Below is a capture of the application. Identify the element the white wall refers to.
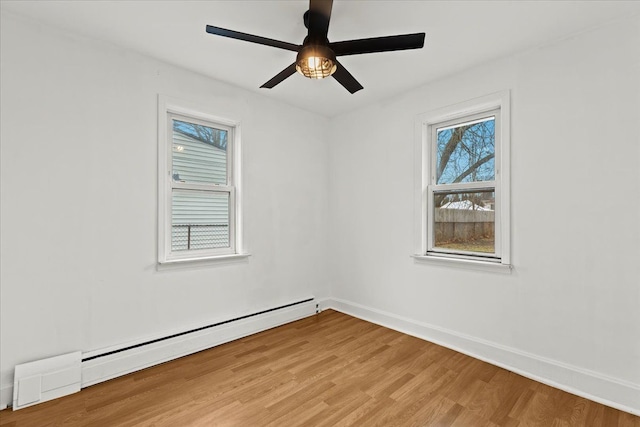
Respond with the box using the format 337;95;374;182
328;17;640;411
0;11;329;402
2;7;639;415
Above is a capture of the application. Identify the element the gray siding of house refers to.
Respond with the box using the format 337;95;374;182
171;132;229;250
172;132;227;185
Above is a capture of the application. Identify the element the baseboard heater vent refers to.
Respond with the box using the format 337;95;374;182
81;297;316;388
12;352;82;410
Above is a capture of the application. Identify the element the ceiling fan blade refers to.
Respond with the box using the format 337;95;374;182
330;33;425;56
308;0;333;38
332;60;363;94
206;25;299;52
260;63;298;89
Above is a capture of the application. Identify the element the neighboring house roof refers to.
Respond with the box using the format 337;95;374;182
440;200;492;211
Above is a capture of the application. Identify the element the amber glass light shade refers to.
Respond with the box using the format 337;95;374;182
295;45;337;79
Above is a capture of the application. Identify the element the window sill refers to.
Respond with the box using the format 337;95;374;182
158;253;251;269
411;254;512;274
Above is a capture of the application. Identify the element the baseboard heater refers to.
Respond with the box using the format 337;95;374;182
81;297;317;388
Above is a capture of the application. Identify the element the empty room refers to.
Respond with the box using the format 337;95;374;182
0;0;639;425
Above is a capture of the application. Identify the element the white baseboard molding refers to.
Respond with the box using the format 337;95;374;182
83;298;317;387
3;297;636;415
324;297;640;416
0;385;12;410
1;298;317;411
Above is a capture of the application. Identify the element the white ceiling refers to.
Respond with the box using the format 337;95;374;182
2;1;640;117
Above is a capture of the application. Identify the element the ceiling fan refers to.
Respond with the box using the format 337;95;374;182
205;0;425;94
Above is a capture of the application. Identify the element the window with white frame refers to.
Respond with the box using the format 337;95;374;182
415;92;510;268
158;98;243;263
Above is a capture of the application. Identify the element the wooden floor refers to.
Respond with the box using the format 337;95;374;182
1;310;637;426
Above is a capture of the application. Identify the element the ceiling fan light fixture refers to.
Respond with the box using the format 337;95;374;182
295;45;337;79
205;0;425;93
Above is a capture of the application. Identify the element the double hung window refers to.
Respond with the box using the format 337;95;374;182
158;98;243;263
415;92;510;268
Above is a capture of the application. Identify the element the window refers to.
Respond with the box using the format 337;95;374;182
158;97;244;263
414;92;510;269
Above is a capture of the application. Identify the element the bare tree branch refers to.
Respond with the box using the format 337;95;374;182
452;153;494;183
174;122;228;150
437;125;471;182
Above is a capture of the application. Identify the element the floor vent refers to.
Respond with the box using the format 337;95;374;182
13;351;81;410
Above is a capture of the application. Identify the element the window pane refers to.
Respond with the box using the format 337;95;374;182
436;117;495;184
171;191;229;251
433;190;495;254
172;119;228;185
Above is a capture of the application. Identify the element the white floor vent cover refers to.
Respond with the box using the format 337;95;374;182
12;351;81;410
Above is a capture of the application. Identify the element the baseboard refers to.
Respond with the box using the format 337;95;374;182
324;297;640;416
316;297;333;312
3;297;636;415
83;298;317;387
0;385;12;410
0;298;317;411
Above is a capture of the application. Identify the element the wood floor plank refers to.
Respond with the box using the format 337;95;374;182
0;310;637;426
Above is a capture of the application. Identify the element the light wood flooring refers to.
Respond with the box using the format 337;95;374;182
0;310;638;426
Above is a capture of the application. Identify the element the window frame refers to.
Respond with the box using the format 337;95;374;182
414;91;511;270
158;96;245;264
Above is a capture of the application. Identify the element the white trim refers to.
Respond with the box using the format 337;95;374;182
322;297;640;416
315;297;333;312
0;385;12;410
499;93;511;264
157;252;250;266
161;96;241;129
232;122;244;254
414;91;511;267
170;182;233;192
418;91;510;125
411;254;512;273
82;299;316;388
435;115;495;133
431;181;496;192
3;298;636;414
